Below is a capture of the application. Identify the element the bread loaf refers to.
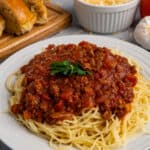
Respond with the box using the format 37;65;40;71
24;0;48;24
0;0;36;35
0;15;5;37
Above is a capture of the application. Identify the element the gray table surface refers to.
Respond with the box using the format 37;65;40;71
0;0;149;150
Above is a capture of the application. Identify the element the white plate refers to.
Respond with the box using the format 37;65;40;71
0;35;150;150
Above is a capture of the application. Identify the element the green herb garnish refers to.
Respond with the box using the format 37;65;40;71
50;60;90;76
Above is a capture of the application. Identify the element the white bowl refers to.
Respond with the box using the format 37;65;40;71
74;0;140;34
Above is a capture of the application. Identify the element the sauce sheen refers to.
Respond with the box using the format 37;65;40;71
11;41;137;124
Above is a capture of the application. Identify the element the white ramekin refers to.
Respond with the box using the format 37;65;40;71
74;0;140;33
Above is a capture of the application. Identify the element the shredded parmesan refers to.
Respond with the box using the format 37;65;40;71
82;0;131;6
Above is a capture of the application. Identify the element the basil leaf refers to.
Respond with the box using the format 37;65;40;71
50;60;90;76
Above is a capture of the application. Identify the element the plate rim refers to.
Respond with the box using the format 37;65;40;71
0;34;150;150
0;34;150;69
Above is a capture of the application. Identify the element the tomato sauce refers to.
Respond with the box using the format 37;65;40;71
11;41;137;124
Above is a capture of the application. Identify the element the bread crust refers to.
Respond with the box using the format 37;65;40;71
24;0;48;24
0;0;36;35
0;15;5;37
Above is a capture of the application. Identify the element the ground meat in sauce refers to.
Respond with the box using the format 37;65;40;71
11;41;137;124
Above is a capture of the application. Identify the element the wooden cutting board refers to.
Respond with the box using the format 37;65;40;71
0;2;72;59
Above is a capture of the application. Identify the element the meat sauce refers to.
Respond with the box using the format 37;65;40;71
11;41;137;124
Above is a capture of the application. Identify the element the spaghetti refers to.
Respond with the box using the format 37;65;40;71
6;42;150;150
